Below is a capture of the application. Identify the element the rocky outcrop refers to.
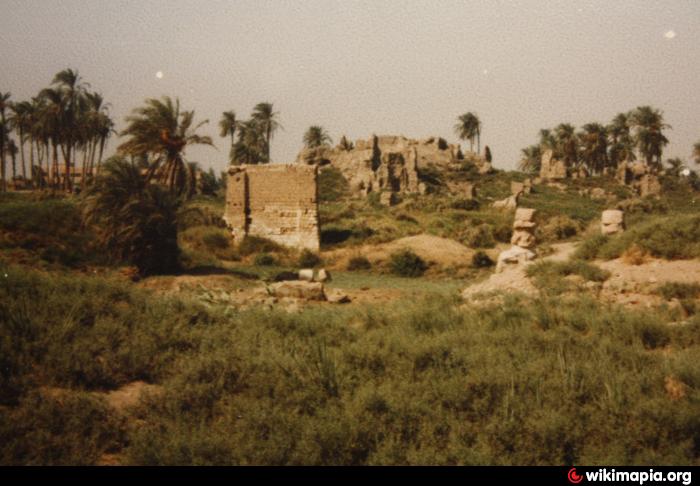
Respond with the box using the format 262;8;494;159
601;209;624;235
296;134;491;197
539;150;567;180
616;160;661;197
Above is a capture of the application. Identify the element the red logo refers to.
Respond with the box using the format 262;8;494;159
568;468;583;484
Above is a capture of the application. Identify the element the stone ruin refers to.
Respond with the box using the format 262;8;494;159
539;149;567;180
223;164;320;251
496;208;537;272
601;209;624;235
296;134;492;198
616;160;661;198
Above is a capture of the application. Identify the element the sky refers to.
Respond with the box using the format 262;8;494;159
1;0;699;172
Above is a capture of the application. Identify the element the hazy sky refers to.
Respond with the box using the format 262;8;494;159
1;0;699;172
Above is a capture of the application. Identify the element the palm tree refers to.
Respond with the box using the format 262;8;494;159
554;123;578;169
232;119;266;165
83;157;181;275
693;141;700;165
7;139;18;183
607;112;634;169
338;135;354;151
119;96;213;196
37;87;63;188
219;110;237;164
519;144;542;173
50;68;88;191
577;123;608;175
303;126;332;149
454;112;481;153
8;101;33;181
251;102;281;163
629;105;669;169
665;157;684;177
0;92;10;191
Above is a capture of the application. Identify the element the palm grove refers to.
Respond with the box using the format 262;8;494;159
518;106;696;176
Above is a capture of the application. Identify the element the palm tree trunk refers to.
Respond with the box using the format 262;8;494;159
0;149;5;192
52;141;60;189
11;150;17;183
28;135;34;184
97;137;106;170
80;145;88;190
19;128;27;181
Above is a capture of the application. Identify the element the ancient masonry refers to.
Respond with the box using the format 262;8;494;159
496;208;537;272
223;164;320;251
601;209;624;235
296;134;492;197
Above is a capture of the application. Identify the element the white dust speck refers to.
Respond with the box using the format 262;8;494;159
155;71;164;79
664;30;676;39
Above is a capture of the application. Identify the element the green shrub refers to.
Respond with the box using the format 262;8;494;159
0;390;125;465
573;234;609;260
526;260;610;294
238;236;281;256
471;251;494;268
318;167;350;202
464;224;496;249
539;215;581;241
298;249;322;268
576;214;700;261
492;221;513;243
389;249;427;277
254;253;277;266
347;255;371;271
202;230;230;250
656;282;700;300
83;158;180;276
450;198;479;211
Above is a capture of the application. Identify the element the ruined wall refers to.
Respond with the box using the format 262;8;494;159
295;134;491;197
224;164;320;251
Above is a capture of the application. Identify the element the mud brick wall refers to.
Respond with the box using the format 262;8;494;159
223;164;320;251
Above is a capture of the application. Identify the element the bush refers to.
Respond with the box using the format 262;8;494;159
656;282;700;300
389;249;427;277
83;158;180;276
450;198;479;211
298;249;322;268
471;251;494;268
463;224;496;249
318;167;350;202
575;214;700;261
573;234;609;260
202;230;230;250
238;236;281;256
347;255;371;271
254;253;277;266
539;215;580;241
0;391;125;465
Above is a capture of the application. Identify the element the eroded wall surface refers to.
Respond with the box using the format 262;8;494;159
224;164;320;251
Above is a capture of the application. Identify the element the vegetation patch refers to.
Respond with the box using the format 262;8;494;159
389;249;427;277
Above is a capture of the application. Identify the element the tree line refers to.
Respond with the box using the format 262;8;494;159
0;69;114;192
517;106;699;176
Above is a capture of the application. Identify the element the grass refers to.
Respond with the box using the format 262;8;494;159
575;214;700;261
526;260;611;295
656;282;700;300
1;264;698;465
